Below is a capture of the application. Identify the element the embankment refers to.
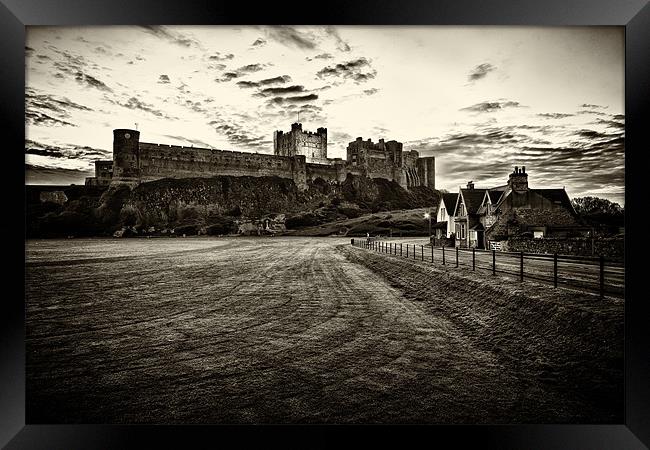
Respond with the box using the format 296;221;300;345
340;244;623;422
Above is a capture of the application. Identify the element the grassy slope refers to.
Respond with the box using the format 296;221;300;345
340;244;623;422
284;208;433;237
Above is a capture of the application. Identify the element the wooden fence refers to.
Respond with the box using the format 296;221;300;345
351;239;624;298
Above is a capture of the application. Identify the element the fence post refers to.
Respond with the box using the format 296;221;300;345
421;245;424;261
600;255;605;298
554;253;558;288
406;244;409;258
431;245;434;263
400;243;403;257
492;250;496;275
456;247;459;267
472;248;475;271
351;238;354;246
520;251;524;282
413;244;416;259
442;246;445;265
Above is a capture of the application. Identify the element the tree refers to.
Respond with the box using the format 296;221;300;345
571;196;624;229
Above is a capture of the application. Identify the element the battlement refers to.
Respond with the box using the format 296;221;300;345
109;125;434;190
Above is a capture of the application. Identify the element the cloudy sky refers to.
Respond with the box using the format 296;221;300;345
25;26;624;204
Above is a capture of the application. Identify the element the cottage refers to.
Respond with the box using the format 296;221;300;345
450;167;586;250
432;192;458;239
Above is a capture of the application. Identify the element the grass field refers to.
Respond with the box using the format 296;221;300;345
25;237;622;423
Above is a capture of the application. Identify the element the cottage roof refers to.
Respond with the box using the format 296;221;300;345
533;188;575;213
488;190;504;203
441;193;459;211
459;188;488;214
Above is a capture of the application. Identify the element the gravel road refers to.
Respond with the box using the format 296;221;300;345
25;237;621;423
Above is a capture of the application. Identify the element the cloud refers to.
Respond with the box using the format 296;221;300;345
25;111;76;127
306;53;334;61
236;75;293;89
236;81;259;89
158;74;170;84
258;85;306;96
74;71;112;91
363;88;379;95
208;52;235;61
409;119;624;203
208;120;271;150
581;103;607;109
260;75;291;85
576;109;607;116
269;94;319;104
325;26;351;52
104;96;175;119
460;100;524;113
25;89;94;127
262;26;318;50
25;140;110;163
140;26;202;49
215;63;267;83
162;135;215;148
538;112;574;119
467;63;495;82
251;38;266;47
316;57;377;83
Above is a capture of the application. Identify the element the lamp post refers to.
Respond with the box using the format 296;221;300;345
424;212;431;237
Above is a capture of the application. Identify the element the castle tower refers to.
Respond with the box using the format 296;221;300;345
112;129;141;182
273;123;327;161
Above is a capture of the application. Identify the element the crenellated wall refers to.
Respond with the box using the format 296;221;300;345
138;142;299;182
110;128;435;191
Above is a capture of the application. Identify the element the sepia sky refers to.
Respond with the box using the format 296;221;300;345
25;26;625;204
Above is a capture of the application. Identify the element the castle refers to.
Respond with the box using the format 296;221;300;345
86;123;435;190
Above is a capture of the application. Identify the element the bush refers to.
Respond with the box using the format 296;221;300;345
205;216;235;235
286;213;319;229
338;207;364;219
226;205;242;217
119;205;139;227
174;224;198;236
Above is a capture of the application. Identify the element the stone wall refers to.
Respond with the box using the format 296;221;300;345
503;236;624;260
305;161;347;184
111;128;435;192
486;207;580;241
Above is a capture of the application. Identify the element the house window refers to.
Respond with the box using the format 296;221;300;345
457;203;465;216
533;230;544;239
455;223;466;239
470;230;477;241
440;207;446;220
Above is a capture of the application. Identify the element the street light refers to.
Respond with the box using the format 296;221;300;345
424;212;431;237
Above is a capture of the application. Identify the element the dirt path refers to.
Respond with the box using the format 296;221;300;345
26;237;620;423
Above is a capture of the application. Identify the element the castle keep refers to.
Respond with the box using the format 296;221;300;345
86;123;435;190
273;123;328;163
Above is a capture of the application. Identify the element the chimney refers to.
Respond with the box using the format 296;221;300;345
291;122;302;131
508;166;529;192
467;181;474;189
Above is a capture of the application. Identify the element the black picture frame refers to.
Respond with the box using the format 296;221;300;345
3;0;649;448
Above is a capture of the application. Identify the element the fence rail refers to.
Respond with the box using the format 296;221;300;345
350;239;624;298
